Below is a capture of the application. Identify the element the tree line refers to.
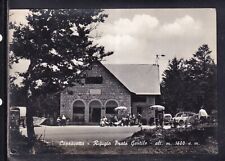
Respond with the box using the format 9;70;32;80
160;44;217;115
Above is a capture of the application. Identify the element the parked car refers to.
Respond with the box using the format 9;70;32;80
208;109;217;123
164;114;172;125
173;112;196;126
187;113;199;125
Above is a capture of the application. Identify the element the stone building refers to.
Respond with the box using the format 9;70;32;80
60;62;160;124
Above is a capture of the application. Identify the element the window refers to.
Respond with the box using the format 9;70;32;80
73;100;85;114
106;107;116;114
137;106;142;114
73;107;84;114
105;100;118;114
132;95;147;102
67;90;74;95
176;113;182;117
85;76;103;84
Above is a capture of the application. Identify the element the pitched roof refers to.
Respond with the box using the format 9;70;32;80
103;64;160;95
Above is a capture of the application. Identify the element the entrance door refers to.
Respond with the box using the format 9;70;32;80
89;100;102;123
92;108;101;122
73;100;85;122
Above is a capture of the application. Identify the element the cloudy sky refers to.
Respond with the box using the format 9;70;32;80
9;9;216;82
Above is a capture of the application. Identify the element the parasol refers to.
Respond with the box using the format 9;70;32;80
114;106;127;111
149;105;165;111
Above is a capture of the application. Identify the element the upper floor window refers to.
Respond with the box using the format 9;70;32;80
67;90;74;95
132;95;147;102
85;76;103;84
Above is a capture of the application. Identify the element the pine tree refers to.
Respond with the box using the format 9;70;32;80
161;44;216;114
161;58;186;114
186;44;216;112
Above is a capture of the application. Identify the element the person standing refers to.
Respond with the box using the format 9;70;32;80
198;107;208;123
57;117;61;126
62;115;66;126
137;113;142;127
158;112;163;127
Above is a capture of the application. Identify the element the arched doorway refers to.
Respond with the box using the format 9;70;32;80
73;100;85;122
89;100;102;122
105;100;118;117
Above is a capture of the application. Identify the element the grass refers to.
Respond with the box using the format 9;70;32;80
9;129;64;155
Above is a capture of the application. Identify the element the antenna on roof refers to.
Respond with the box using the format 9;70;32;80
155;54;165;66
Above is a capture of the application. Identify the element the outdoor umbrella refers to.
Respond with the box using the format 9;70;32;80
114;106;127;111
114;106;128;119
149;105;165;111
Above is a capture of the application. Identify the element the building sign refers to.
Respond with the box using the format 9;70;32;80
90;89;101;95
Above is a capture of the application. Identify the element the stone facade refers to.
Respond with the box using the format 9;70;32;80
60;62;157;124
60;63;131;123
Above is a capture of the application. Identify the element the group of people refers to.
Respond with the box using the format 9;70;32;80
56;114;67;126
100;113;142;127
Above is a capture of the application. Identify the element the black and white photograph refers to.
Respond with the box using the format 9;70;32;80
8;8;217;158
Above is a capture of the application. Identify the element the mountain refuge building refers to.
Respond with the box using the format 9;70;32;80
60;62;160;124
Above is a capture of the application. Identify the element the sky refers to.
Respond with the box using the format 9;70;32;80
9;9;216;83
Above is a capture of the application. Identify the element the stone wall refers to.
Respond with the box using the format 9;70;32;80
60;63;131;123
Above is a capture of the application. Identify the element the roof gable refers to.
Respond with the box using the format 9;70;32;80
103;64;160;95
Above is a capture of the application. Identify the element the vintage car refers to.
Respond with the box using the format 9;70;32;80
173;112;196;126
163;114;172;125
